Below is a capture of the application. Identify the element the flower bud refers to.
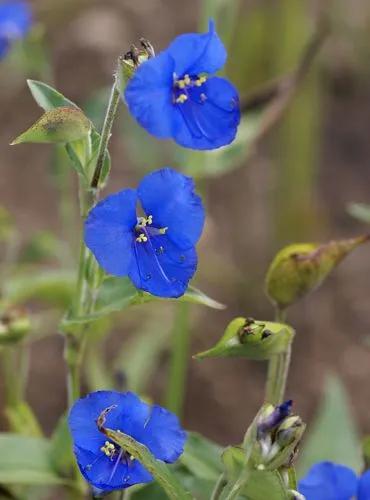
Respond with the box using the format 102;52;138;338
257;400;293;438
0;307;31;345
117;38;155;90
266;235;370;309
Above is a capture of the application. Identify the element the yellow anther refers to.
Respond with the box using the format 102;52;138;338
136;233;148;243
195;75;207;87
147;215;153;225
183;74;191;85
101;441;116;457
176;79;186;89
137;215;153;227
159;227;168;235
176;94;188;104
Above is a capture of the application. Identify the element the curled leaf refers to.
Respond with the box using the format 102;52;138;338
266;235;370;309
11;107;91;145
194;317;294;361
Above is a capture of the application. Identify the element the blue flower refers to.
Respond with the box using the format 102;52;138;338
0;1;32;59
299;461;370;500
68;390;187;493
84;168;205;298
124;20;240;150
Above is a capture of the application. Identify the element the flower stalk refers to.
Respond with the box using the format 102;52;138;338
265;308;291;406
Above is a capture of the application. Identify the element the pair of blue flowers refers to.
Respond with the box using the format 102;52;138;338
85;22;240;299
299;461;370;500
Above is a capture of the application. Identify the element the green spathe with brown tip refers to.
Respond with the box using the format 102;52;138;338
11;107;91;145
265;235;370;309
194;317;294;361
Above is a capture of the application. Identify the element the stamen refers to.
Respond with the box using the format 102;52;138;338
176;79;186;89
176;94;188;104
183;74;191;85
195;75;207;87
136;233;148;243
158;227;168;235
101;441;116;458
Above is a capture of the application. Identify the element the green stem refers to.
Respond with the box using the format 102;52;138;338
90;75;120;191
265;308;291;405
64;70;121;408
210;473;227;500
165;302;191;417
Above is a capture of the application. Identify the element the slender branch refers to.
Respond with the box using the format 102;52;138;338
265;308;292;405
165;302;191;417
211;473;227;500
90;74;121;191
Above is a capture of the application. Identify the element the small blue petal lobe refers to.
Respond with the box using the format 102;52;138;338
138;168;205;250
167;19;226;76
134;405;187;463
299;462;357;500
172;76;240;150
84;189;137;277
358;470;370;500
124;51;174;138
129;234;197;298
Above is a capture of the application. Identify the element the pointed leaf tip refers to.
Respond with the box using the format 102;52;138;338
11;107;91;145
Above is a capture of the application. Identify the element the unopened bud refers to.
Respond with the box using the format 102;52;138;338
257;400;293;437
0;307;31;345
117;38;156;91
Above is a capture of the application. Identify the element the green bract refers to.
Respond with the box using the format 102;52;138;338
265;236;370;309
194;317;294;360
11;107;91;145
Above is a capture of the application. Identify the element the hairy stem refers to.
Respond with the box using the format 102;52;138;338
210;473;227;500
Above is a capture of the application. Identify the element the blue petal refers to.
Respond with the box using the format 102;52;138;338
172;76;240;150
69;391;149;454
84;189;137;277
128;234;197;298
138;168;205;250
75;446;152;492
0;1;32;36
133;405;187;463
298;462;357;500
167;20;226;76
124;51;174;138
358;470;370;500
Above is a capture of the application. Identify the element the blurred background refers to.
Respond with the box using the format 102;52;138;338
1;0;370;483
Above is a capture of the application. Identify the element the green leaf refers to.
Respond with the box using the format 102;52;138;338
194;317;294;360
5;402;42;437
102;428;192;500
27;80;77;111
11;107;91;145
348;203;370;224
181;433;223;481
242;470;289;500
0;434;70;486
49;415;74;475
265;236;370;309
298;374;362;475
4;270;74;308
26;80;111;186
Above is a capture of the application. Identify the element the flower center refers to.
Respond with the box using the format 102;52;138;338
173;74;208;105
135;215;168;243
101;440;116;458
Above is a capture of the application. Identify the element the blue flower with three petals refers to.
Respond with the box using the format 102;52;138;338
68;391;186;493
84;168;205;298
124;20;240;150
0;1;31;59
299;461;370;500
